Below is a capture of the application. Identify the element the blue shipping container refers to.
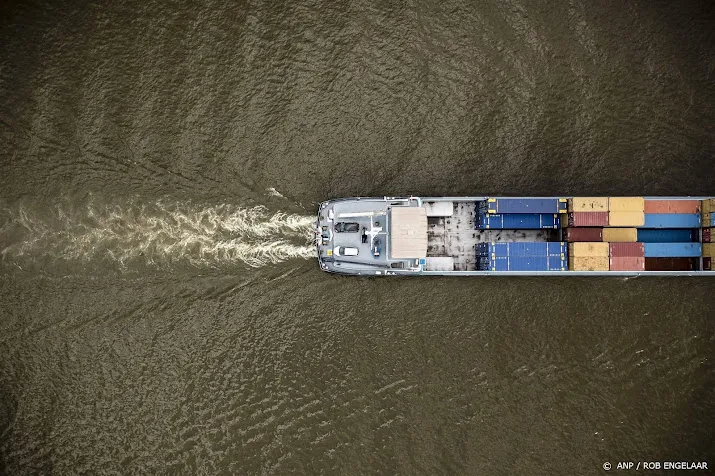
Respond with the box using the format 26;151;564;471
477;255;567;271
477;255;507;270
475;213;560;229
477;257;547;271
484;198;568;214
476;242;507;257
505;242;547;256
642;214;701;228
547;242;568;257
548;255;569;271
509;256;549;271
476;241;567;257
636;229;696;243
643;243;702;258
476;242;541;257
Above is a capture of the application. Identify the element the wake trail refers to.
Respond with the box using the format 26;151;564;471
0;200;318;270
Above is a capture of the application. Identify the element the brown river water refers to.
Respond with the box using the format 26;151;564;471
1;0;713;474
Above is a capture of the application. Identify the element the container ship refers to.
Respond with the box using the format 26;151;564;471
315;196;715;276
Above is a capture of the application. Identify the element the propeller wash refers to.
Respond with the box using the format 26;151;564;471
0;201;317;270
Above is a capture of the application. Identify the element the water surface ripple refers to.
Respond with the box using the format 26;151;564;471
1;0;713;474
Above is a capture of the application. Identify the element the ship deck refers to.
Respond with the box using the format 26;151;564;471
425;201;558;271
316;198;421;274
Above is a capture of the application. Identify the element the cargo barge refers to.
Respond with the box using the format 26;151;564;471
315;196;715;276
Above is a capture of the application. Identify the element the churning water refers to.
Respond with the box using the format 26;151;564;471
1;198;316;271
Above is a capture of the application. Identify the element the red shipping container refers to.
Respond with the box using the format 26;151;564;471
704;257;712;271
568;212;609;227
609;242;645;257
564;228;603;242
703;228;711;243
643;199;700;214
644;257;695;271
610;256;645;271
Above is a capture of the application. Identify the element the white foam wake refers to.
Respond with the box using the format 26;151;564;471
0;200;317;269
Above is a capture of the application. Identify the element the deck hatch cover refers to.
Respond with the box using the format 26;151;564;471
390;207;428;259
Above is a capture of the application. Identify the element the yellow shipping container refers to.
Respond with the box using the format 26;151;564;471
703;212;711;227
704;243;714;258
559;213;568;228
568;256;610;271
609;211;645;227
702;200;711;214
568;242;609;257
568;197;609;213
602;228;638;242
608;197;644;212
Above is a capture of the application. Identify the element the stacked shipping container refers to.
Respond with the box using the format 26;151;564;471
644;258;696;271
609;197;645;227
568;242;609;271
639;199;703;270
568;197;609;212
566;196;610;228
467;197;713;272
701;201;713;258
481;198;568;214
705;227;712;270
642;214;701;228
610;257;645;271
636;229;696;242
561;197;710;271
475;213;560;229
643;243;702;257
609;242;645;270
476;242;567;257
564;228;696;242
702;242;713;272
643;198;700;228
604;228;638;242
564;228;603;242
609;243;645;257
475;241;568;271
474;198;566;230
568;212;609;227
564;198;702;228
644;200;700;214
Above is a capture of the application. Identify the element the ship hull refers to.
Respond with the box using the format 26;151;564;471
316;196;713;276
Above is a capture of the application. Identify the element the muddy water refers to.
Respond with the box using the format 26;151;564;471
1;0;713;474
